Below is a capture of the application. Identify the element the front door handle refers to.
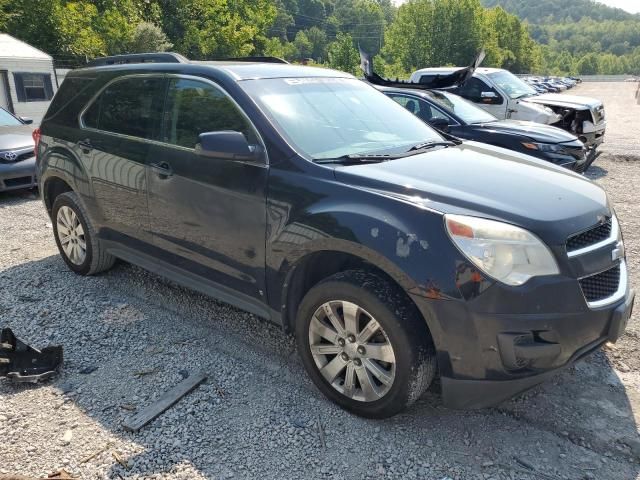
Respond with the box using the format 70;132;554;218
77;139;93;153
150;161;173;178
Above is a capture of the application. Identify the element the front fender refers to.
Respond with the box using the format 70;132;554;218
265;166;477;314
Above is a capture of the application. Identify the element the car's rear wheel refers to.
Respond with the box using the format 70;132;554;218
52;192;115;275
296;270;436;418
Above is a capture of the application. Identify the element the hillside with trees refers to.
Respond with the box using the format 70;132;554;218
481;0;640;74
0;0;638;76
481;0;638;23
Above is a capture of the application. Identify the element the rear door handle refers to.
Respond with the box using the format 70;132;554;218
149;161;173;178
77;139;93;153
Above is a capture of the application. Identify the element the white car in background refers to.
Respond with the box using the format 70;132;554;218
409;66;606;154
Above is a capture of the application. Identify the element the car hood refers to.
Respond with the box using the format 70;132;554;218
334;141;608;245
471;119;579;144
524;93;601;111
360;47;486;90
0;125;34;151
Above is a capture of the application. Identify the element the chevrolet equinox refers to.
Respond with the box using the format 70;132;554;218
35;53;634;418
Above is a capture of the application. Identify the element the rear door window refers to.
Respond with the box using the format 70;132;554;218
82;76;166;140
387;94;452;124
161;78;258;149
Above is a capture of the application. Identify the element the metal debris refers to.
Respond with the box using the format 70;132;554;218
0;328;63;383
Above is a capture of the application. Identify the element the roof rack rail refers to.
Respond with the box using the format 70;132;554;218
86;52;188;67
214;56;289;64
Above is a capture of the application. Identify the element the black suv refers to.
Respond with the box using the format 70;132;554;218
36;53;634;418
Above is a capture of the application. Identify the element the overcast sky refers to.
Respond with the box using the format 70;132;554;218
596;0;640;13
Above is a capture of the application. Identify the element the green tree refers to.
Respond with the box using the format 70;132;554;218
576;52;599;74
294;30;313;58
383;0;486;73
160;0;277;59
305;26;328;60
327;32;359;74
262;37;299;60
54;1;106;57
333;0;386;55
128;22;173;53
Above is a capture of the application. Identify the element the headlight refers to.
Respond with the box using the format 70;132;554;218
521;142;564;153
445;214;559;286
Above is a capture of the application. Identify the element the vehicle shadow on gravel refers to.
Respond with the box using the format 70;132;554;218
2;256;639;479
584;164;608;180
0;188;39;206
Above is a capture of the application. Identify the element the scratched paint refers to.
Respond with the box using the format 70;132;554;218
396;233;417;258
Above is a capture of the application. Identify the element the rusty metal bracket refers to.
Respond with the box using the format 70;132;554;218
0;328;63;383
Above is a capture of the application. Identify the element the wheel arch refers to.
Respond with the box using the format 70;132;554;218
40;146;92;215
279;244;432;341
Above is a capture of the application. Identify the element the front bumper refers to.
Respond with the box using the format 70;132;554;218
0;157;37;192
411;282;635;409
532;149;586;171
580;121;606;150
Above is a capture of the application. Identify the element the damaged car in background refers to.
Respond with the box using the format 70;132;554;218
380;87;590;172
360;50;606;167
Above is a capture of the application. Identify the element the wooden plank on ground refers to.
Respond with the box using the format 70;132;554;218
122;372;207;432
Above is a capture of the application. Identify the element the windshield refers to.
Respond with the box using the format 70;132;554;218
487;71;537;99
0;108;22;127
426;91;497;124
240;77;442;160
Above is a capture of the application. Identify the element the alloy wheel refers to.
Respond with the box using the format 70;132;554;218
309;300;396;402
56;206;87;265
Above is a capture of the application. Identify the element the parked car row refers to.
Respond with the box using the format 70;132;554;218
521;75;581;94
32;52;634;418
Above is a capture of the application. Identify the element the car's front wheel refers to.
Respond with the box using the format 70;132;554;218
296;270;436;418
52;191;115;275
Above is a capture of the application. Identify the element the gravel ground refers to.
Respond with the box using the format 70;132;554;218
1;82;639;480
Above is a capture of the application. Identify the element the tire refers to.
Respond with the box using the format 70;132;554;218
296;270;436;418
52;191;115;275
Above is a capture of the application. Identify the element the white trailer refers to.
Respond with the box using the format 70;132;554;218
0;34;58;125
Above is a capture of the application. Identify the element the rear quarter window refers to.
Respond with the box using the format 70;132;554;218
43;77;95;126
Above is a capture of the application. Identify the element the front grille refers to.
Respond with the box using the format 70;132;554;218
567;218;612;252
16;150;34;162
0;148;34;163
579;264;620;303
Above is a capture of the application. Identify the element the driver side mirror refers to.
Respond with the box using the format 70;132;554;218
428;117;450;133
480;91;503;105
20;116;34;125
196;131;264;162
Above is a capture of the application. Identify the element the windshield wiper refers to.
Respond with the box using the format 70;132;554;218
407;140;458;151
315;140;460;164
314;153;399;165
